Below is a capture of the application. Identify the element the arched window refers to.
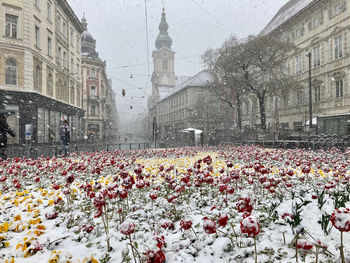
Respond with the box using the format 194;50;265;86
47;73;53;96
63;82;69;102
35;66;40;90
70;85;75;104
56;80;61;100
58;47;62;65
5;58;17;85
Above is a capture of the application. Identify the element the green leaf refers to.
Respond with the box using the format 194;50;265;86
134;241;138;249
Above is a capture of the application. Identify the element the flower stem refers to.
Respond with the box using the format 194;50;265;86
340;231;345;263
191;227;197;237
315;246;319;263
295;234;299;263
254;236;258;263
129;234;137;263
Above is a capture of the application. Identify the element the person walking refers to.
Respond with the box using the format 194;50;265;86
0;113;15;160
59;120;70;157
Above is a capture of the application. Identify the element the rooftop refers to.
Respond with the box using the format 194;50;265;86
260;0;315;35
159;70;216;102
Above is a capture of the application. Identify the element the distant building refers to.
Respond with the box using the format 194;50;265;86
148;9;231;147
80;15;118;141
242;0;350;134
0;0;84;144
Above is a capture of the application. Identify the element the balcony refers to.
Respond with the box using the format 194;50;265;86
89;95;99;102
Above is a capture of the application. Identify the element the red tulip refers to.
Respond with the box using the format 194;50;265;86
149;193;158;200
145;249;166;263
330;208;350;232
180;219;192;230
240;215;260;238
45;212;58;220
203;217;216;234
119;222;135;235
218;213;229;227
297;239;313;250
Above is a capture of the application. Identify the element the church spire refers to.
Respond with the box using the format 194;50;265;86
155;9;172;50
81;12;87;31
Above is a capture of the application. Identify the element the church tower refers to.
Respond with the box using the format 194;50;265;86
152;8;176;87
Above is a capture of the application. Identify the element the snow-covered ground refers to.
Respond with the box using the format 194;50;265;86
0;146;349;263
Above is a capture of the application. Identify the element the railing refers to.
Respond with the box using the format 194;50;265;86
6;142;150;159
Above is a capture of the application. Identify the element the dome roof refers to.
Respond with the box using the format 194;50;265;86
82;31;94;43
81;15;98;58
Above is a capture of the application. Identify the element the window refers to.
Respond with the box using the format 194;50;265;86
295;55;302;74
162;60;168;70
47;2;52;21
295;28;302;38
333;3;343;16
5;58;17;85
35;66;40;90
90;85;96;96
34;0;39;9
91;68;96;77
5;14;18;39
90;105;96;116
283;95;288;109
76;36;80;52
334;35;343;59
71;58;74;73
47;73;53;96
70;29;74;46
313;46;321;67
58;47;62;65
313;17;320;28
48;37;52;56
336;80;343;97
314;86;321;102
63;51;67;68
35;25;40;47
62;21;67;38
70;85;75;104
297;90;303;105
57;15;61;32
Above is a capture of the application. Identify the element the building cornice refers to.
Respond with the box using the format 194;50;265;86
55;0;84;33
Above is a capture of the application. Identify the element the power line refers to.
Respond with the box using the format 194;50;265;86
189;0;233;34
110;77;144;90
108;54;202;70
144;0;150;76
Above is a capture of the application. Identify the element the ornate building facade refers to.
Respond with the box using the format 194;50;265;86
81;15;118;141
0;0;84;144
242;0;350;134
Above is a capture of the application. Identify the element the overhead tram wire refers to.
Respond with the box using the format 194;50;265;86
143;0;151;96
144;0;150;76
108;55;202;70
189;0;233;34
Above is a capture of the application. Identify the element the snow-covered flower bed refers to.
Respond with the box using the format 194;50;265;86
0;146;349;263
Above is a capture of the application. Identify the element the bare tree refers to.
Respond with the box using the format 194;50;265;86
203;35;293;131
232;35;292;131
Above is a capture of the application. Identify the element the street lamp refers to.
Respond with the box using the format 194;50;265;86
306;52;312;130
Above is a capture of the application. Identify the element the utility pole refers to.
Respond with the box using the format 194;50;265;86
306;52;312;130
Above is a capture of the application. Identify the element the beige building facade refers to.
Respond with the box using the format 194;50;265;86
0;0;84;144
242;0;350;134
80;16;118;141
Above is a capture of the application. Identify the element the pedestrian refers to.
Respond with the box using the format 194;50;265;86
0;113;15;160
49;127;55;142
59;120;70;157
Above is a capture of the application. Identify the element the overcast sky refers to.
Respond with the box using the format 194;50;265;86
67;0;289;134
